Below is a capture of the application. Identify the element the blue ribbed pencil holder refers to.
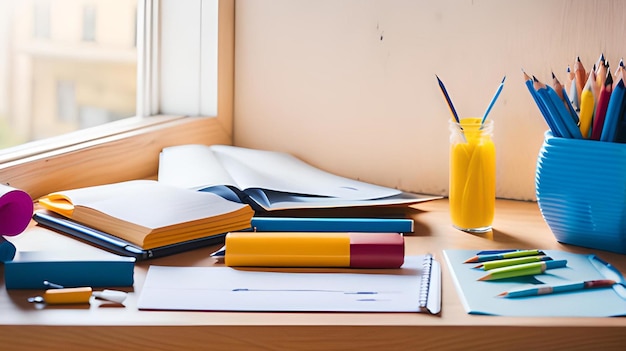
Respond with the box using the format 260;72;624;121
536;131;626;254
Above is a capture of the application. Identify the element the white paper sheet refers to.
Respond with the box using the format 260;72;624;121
137;255;440;313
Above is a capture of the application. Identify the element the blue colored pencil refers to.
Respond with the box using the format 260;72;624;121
481;76;506;125
544;85;583;138
523;70;561;137
498;279;616;298
436;75;460;124
534;80;572;138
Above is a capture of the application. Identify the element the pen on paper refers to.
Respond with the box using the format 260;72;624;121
477;259;567;281
497;279;617;298
464;249;543;263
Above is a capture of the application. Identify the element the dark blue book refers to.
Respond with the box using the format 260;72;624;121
4;251;135;289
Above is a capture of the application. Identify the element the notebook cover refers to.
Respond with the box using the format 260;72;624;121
4;251;135;289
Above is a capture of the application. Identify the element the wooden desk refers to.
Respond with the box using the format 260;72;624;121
1;199;625;350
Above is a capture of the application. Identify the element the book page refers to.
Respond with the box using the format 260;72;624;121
158;144;237;190
210;145;400;200
158;144;440;211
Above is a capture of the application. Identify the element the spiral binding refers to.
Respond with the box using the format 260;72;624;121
419;253;433;309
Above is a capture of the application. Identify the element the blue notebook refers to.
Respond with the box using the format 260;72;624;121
250;217;414;233
444;249;626;317
4;250;135;289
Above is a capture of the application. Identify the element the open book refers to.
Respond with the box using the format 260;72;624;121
37;180;254;249
158;144;440;212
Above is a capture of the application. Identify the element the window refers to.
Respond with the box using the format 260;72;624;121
0;0;138;149
82;4;97;42
0;0;234;200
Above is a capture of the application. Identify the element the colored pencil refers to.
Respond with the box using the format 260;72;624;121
480;76;506;125
464;249;543;263
567;66;580;111
596;55;607;87
477;259;567;281
552;72;579;125
591;73;613;140
474;255;552;270
523;70;560;136
579;74;596;138
534;77;578;138
436;75;460;124
600;77;625;142
497;279;616;298
574;56;587;103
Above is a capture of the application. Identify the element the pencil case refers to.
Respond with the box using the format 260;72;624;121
536;131;626;254
223;232;405;268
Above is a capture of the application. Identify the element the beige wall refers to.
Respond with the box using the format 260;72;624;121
233;0;626;201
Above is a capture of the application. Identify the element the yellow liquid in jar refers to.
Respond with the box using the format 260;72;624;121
449;118;495;231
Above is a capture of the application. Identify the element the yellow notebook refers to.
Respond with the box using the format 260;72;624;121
38;180;254;249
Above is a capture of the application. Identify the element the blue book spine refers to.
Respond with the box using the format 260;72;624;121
4;256;135;289
250;217;414;233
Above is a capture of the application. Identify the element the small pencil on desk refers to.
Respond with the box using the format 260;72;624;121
497;279;617;298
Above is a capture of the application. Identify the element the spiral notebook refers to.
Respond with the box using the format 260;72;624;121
137;255;441;314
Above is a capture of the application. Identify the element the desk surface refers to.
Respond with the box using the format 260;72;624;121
2;199;626;350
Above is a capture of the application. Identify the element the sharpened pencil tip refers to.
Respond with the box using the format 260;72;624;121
496;292;507;297
464;257;478;263
477;275;489;281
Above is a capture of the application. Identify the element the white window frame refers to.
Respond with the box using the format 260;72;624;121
0;0;234;199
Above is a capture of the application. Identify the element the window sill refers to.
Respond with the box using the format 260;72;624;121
0;115;232;200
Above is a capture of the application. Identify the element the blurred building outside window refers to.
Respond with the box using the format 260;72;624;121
0;0;138;149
